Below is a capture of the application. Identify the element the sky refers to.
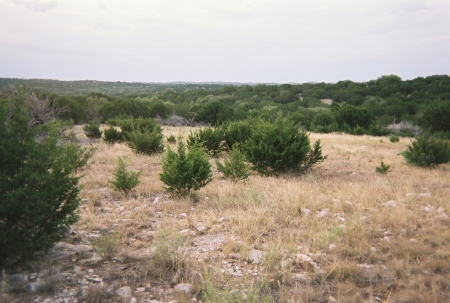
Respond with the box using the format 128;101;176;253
0;0;449;83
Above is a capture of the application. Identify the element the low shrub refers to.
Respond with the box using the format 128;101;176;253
103;126;123;144
187;126;225;157
125;127;164;155
216;144;251;182
401;132;450;168
375;160;391;175
83;120;102;139
160;141;212;196
109;157;142;197
390;135;400;143
242;118;326;174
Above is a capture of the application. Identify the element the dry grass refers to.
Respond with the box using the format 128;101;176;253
69;126;450;302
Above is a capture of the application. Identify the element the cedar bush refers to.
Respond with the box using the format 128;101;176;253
84;119;102;139
187;126;225;157
242;118;326;174
0;99;90;267
103;126;123;144
401;132;450;168
108;157;142;197
160;141;212;196
125;127;164;155
215;144;251;182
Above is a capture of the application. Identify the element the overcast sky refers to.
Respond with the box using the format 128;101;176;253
1;0;449;83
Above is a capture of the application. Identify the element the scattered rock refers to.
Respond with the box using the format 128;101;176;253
248;249;264;264
230;253;241;260
26;281;47;294
174;283;193;294
179;213;187;218
329;244;336;251
152;196;159;204
294;254;318;272
419;193;431;198
196;222;206;234
116;286;132;298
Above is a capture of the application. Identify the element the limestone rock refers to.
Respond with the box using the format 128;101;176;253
248;249;264;264
174;283;193;294
293;254;318;272
116;286;132;298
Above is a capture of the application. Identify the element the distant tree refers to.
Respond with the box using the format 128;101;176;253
335;104;374;129
193;100;234;124
422;101;450;133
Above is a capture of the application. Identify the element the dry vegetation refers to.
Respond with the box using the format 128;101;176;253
9;125;450;303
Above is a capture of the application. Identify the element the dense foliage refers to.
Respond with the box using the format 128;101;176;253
0;99;89;267
1;75;449;136
109;157;142;197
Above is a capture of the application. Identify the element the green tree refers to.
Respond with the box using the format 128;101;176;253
0;99;90;267
422;101;450;133
401;132;450;168
84;119;102;139
193;100;234;124
160;141;212;196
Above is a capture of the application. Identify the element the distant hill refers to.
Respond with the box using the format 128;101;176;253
0;78;246;96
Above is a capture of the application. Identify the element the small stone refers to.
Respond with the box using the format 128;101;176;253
152;196;159;204
230;253;241;260
218;216;226;222
197;222;206;233
294;254;317;272
222;261;229;265
301;208;311;216
28;273;38;281
136;287;146;292
329;244;336;251
130;298;137;303
328;296;337;302
174;283;193;294
423;206;433;212
385;200;397;207
419;193;431;198
116;286;132;298
179;213;187;219
291;273;308;283
409;238;418;243
248;249;264;264
26;281;47;293
317;209;329;218
179;229;191;234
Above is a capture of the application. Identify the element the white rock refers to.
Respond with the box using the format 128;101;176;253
419;193;431;198
130;298;137;303
329;244;336;251
116;286;132;298
294;254;318;271
196;222;206;233
218;216;226;222
179;213;187;219
385;200;397;207
301;208;311;216
248;249;264;264
152;196;159;204
317;209;329;218
174;283;193;294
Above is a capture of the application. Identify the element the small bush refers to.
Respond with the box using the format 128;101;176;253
83;120;102;139
220;119;253;151
93;232;121;260
166;134;176;143
401;132;450;168
375;160;391;175
103;126;123;144
160;141;212;196
367;123;390;136
125;127;164;155
390;135;400;143
187;126;225;157
109;157;142;197
215;145;251;182
242;118;326;174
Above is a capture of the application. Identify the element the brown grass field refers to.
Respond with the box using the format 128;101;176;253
6;125;450;303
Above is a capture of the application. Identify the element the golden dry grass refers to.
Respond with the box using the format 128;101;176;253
71;125;450;302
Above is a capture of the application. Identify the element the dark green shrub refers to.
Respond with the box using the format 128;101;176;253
367;123;390;136
335;104;374;129
125;127;164;155
108;157;142;197
187;127;225;157
0;99;90;267
160;141;212;196
390;135;400;143
352;125;366;135
422;101;450;133
83;120;102;139
310;112;338;133
242;118;326;174
216;145;251;182
221;119;253;151
103;127;124;144
401;132;450;168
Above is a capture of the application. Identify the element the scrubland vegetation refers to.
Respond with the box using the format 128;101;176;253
1;75;450;302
